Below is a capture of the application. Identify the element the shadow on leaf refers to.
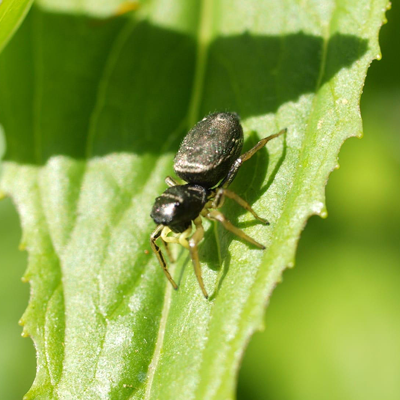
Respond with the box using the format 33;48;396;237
0;7;368;165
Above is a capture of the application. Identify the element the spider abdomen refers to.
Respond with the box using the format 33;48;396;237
174;112;244;188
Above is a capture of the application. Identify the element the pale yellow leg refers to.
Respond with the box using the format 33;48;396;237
188;217;208;298
178;226;192;249
161;227;178;244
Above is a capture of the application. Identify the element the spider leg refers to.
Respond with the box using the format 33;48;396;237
219;128;287;188
161;224;192;262
163;240;175;263
206;209;265;249
212;188;269;225
161;225;192;249
188;217;208;298
161;226;178;244
165;176;179;187
178;226;192;249
150;225;178;289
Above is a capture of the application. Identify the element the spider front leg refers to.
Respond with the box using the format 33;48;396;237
188;217;208;298
212;188;269;225
150;225;178;290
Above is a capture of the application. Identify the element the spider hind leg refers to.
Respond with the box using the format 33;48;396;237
206;209;265;249
212;187;269;225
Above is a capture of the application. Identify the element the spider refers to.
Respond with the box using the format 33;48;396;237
150;112;286;298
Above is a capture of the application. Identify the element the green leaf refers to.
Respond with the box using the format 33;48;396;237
0;0;389;399
0;0;33;53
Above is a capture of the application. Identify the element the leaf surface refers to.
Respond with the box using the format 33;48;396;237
0;0;389;398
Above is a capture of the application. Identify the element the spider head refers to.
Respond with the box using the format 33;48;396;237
150;184;208;233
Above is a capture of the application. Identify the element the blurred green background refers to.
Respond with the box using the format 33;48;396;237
0;5;399;400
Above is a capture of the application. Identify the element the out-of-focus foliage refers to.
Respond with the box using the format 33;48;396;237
0;198;36;399
238;4;400;400
0;0;33;52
